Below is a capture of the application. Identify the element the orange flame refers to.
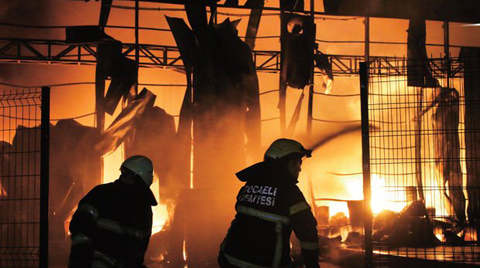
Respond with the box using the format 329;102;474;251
0;182;6;197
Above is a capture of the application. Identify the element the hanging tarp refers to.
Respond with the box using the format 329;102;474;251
460;47;480;224
95;39;138;115
167;14;262;194
279;13;315;134
104;57;138;115
431;88;465;225
95;88;155;155
95;37;139;115
280;13;316;89
185;3;208;41
99;0;113;29
166;16;198;71
407;18;438;88
96;40;123;78
418;87;466;225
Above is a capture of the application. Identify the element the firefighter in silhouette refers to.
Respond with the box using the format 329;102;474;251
219;139;320;268
68;155;157;268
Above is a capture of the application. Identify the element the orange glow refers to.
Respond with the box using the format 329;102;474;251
182;240;187;262
190;122;194;189
370;175;406;215
150;179;170;234
328;202;350;218
0;182;6;197
434;227;445;242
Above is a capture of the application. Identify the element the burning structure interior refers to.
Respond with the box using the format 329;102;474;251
0;0;480;268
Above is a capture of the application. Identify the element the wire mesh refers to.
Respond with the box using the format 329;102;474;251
366;57;480;267
0;88;43;268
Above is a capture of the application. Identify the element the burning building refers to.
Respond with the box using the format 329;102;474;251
0;0;480;268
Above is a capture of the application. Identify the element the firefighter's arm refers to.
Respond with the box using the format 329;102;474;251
289;201;320;268
68;191;101;268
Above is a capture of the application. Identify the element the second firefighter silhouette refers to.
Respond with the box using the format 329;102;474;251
219;139;320;268
68;155;157;268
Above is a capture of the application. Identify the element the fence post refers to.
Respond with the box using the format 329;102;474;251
360;62;373;268
40;87;50;268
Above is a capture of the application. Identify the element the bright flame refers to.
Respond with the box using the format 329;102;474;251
434;227;445;242
371;175;388;214
342;174;408;215
371;174;408;214
190;130;194;189
0;182;6;197
150;179;169;234
182;240;187;262
329;202;349;218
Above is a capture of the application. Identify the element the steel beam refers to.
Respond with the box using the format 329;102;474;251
0;37;452;76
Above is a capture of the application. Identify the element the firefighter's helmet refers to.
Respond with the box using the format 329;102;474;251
264;138;312;160
121;155;154;187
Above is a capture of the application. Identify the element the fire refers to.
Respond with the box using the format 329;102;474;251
329;202;349;218
0;182;6;197
342;173;449;216
370;174;406;214
340;174;397;215
182;240;187;262
150;179;169;234
434;227;445;242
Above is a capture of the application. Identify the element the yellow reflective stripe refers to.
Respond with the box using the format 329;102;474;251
78;203;100;220
71;233;92;246
93;251;117;267
223;252;293;268
237;205;289;224
299;240;319;250
223;253;270;268
289;202;310;216
96;218;149;240
124;224;151;241
273;222;283;268
97;218;123;234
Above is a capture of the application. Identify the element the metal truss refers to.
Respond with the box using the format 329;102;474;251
368;56;464;78
1;37;459;76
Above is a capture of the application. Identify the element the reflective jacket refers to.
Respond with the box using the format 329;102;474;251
68;178;156;268
219;161;320;268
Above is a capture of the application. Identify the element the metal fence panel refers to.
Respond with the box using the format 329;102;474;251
362;58;480;267
0;87;49;268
